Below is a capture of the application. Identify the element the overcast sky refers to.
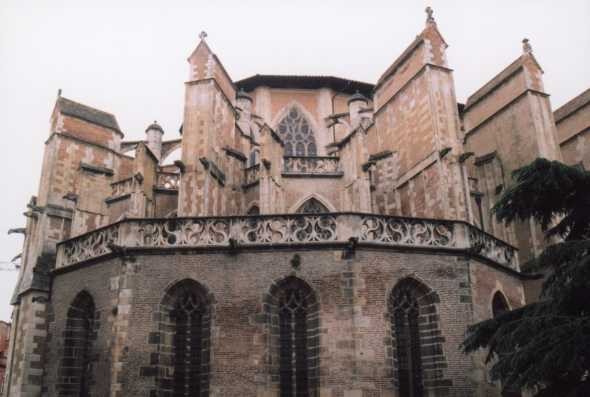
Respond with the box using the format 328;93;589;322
0;0;588;322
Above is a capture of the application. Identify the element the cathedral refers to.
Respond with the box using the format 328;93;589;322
2;7;589;397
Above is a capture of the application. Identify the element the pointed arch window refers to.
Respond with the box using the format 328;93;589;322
296;198;329;214
389;279;449;397
249;148;260;167
154;280;211;397
247;205;260;215
492;291;509;318
58;291;96;397
277;107;317;157
491;292;521;397
267;277;320;397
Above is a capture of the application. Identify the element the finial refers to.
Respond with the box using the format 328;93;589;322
522;38;532;54
199;31;208;41
57;88;62;97
425;6;435;24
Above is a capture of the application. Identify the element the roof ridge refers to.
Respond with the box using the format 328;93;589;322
58;96;117;117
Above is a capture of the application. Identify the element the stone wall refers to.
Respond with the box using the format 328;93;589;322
554;88;590;170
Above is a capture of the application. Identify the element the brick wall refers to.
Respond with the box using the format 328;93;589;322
43;248;523;397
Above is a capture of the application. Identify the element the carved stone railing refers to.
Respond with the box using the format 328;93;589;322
359;215;455;247
56;213;519;271
57;223;121;267
283;156;342;176
467;225;518;269
157;172;180;190
243;164;260;186
111;177;136;197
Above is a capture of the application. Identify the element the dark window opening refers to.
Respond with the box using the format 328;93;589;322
156;280;210;397
392;288;423;397
279;287;309;396
296;198;329;214
172;289;204;397
59;291;96;397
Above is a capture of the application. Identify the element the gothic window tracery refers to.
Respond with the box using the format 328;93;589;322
58;291;96;397
154;280;211;397
389;278;448;397
296;198;329;214
172;289;204;396
277;107;317;157
267;277;319;397
391;284;423;397
279;286;309;396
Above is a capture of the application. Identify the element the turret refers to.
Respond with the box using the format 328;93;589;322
348;91;368;129
145;120;164;160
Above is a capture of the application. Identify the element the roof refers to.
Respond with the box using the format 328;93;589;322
465;53;544;110
376;36;423;89
57;97;122;134
554;88;590;123
465;57;523;110
235;75;374;98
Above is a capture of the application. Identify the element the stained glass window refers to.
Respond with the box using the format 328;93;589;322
277;107;317;157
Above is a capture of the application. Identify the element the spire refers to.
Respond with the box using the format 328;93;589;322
199;31;208;41
425;6;435;25
522;38;533;54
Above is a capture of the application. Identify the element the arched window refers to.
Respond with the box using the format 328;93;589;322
492;291;509;318
58;291;96;397
155;280;211;397
247;205;260;215
277;107;317;157
266;277;319;396
491;292;521;397
389;279;449;397
296;198;329;214
249;149;260;167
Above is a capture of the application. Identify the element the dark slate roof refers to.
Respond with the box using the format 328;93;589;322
554;88;590;123
235;75;374;98
57;97;122;134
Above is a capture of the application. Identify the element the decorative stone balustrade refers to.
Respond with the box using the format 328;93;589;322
283;156;342;176
467;225;517;268
56;213;519;271
157;172;180;190
243;164;261;186
111;177;136;197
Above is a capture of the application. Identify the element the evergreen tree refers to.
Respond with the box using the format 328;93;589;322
462;159;590;396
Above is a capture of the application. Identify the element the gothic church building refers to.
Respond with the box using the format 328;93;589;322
3;8;589;397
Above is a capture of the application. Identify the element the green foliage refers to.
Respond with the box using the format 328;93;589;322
492;158;590;240
463;159;590;396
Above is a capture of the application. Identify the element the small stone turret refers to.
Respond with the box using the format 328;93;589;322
348;91;368;129
145;121;164;160
237;89;253;122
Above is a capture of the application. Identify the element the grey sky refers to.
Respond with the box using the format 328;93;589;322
0;0;588;321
